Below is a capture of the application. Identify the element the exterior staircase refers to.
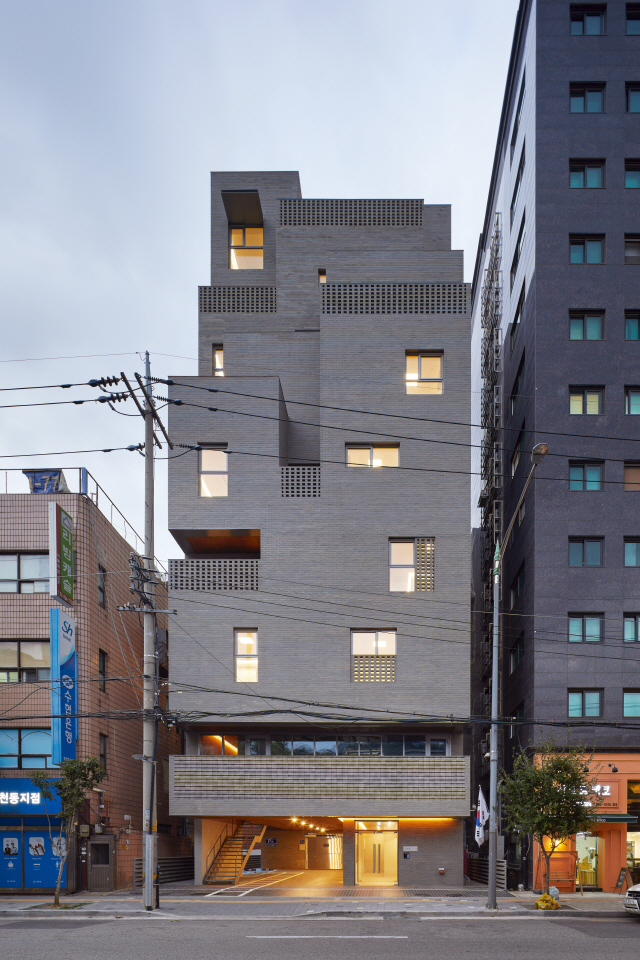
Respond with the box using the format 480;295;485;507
203;821;266;885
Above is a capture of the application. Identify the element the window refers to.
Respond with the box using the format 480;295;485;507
389;538;434;592
569;462;603;490
624;691;640;716
624;463;640;490
626;388;640;414
234;629;258;682
510;356;525;415
0;641;50;684
570;387;603;414
405;353;443;395
570;84;605;113
568;614;603;642
625;539;640;566
570;160;605;188
624;614;640;642
229;226;263;270
511;428;525;477
628;4;640;33
99;733;107;772
98;565;106;608
625;161;640;189
352;630;396;682
569;538;603;566
318;268;327;285
627;84;640;113
509;703;525;739
200;734;266;756
510;71;526;162
510;635;525;673
511;282;525;350
570;311;603;340
629;780;640;813
626;312;640;339
510;564;525;608
570;235;604;264
570;6;605;34
625;236;640;265
0;729;56;768
510;501;526;546
0;554;49;594
511;213;526;289
213;345;224;377
98;649;107;693
568;690;601;717
199;447;228;497
346;445;399;468
511;143;525;225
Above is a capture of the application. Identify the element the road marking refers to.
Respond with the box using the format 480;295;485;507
247;935;409;939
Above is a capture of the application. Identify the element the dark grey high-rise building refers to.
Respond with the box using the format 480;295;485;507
471;0;640;892
166;171;472;887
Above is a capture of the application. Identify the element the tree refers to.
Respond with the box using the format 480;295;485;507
499;742;603;894
31;757;106;907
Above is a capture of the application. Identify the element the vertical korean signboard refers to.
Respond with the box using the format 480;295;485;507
48;503;74;605
50;609;77;764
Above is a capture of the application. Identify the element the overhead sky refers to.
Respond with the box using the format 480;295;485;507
0;0;517;565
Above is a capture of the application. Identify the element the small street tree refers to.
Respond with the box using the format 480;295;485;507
500;742;603;894
31;757;106;907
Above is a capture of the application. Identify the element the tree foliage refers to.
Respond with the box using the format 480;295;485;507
31;757;106;907
499;742;603;893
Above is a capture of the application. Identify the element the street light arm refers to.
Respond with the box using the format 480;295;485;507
498;462;537;567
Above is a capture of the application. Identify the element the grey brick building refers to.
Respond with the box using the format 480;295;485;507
471;0;640;892
167;171;471;886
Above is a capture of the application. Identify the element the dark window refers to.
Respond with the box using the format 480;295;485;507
569;538;603;566
510;501;526;546
625;388;640;415
628;4;640;33
570;235;604;264
568;614;603;642
570;311;603;340
99;734;107;773
624;691;640;716
0;640;50;684
510;564;525;608
570;160;605;188
570;6;605;34
627;84;640;113
511;427;525;477
624;614;640;642
624;463;640;490
570;387;603;415
625;236;640;265
0;728;56;768
511;282;525;350
510;356;525;415
510;70;526;162
568;690;602;717
511;143;526;226
509;703;525;739
625;312;640;340
98;565;106;609
98;649;107;693
625;539;640;566
625;161;640;189
510;635;525;673
0;553;49;594
570;84;605;113
510;213;526;289
569;462;603;490
628;780;640;814
429;738;447;757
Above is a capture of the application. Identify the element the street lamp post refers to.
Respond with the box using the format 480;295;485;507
487;442;548;910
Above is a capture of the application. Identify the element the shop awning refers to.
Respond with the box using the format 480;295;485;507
593;814;638;823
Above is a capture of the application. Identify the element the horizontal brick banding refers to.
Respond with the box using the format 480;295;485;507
322;283;469;315
279;199;423;228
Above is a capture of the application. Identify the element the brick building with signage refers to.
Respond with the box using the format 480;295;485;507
0;469;191;893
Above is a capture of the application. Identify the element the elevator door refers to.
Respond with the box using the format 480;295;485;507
356;829;398;885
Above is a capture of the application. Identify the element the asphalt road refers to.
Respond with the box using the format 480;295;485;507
0;916;639;959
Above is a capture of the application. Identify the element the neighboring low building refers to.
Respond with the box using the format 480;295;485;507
0;469;191;893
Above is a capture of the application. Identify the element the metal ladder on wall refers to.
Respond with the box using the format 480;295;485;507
203;821;266;885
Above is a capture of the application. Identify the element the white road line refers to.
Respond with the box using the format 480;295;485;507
247;935;409;939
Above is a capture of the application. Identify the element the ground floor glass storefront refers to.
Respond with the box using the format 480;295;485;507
0;817;67;890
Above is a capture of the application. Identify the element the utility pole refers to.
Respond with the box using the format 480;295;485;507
142;350;157;911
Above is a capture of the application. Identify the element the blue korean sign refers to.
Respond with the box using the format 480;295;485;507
0;779;61;816
22;470;68;494
50;609;77;764
1;833;22;887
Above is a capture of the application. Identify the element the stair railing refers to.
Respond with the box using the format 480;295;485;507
204;819;238;880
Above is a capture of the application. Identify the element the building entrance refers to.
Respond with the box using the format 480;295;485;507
355;820;398;885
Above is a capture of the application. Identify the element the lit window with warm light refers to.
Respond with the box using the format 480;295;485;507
213;345;224;377
389;540;415;592
234;629;258;683
346;444;399;468
199;447;228;497
406;352;443;395
229;226;263;269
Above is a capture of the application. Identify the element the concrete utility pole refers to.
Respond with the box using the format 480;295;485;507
487;442;548;911
142;350;157;911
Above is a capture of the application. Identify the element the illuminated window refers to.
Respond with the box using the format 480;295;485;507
389;538;434;592
213;345;224;377
229;226;263;270
569;387;603;414
346;445;399;468
0;641;50;684
352;630;396;656
199;447;228;497
568;614;603;642
568;690;601;718
0;554;49;594
405;353;443;395
318;268;327;284
234;629;258;682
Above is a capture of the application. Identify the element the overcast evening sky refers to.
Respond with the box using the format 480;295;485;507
0;0;517;566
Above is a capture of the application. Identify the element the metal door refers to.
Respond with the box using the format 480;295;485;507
88;838;113;892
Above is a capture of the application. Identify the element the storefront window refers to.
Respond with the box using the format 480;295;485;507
576;833;599;888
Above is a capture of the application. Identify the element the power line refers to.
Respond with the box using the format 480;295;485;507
0;445;143;459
